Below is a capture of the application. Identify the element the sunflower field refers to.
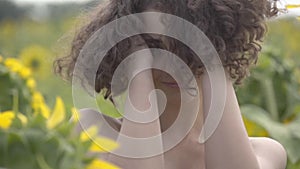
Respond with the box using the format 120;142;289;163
0;1;120;169
0;55;120;169
0;0;300;169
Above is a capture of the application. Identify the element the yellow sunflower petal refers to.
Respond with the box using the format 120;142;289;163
32;92;49;117
71;107;80;123
19;67;32;79
286;4;300;9
80;126;98;142
89;137;119;153
0;111;15;130
40;104;51;119
85;159;120;169
47;97;65;129
26;78;36;90
32;92;43;106
17;113;28;126
4;58;22;73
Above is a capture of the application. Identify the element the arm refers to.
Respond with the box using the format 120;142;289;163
107;48;164;169
202;71;286;169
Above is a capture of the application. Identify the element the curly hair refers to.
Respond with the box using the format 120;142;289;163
54;0;279;98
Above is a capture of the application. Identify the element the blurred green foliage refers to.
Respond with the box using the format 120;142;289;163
0;110;94;169
0;2;121;169
0;56;120;169
0;1;300;168
237;18;300;168
0;1;91;109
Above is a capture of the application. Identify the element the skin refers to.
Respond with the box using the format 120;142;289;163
76;7;287;169
77;69;287;169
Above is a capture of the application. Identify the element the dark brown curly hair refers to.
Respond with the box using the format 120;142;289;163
54;0;279;98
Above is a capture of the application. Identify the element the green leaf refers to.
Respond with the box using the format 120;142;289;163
96;89;122;118
36;153;53;169
241;105;300;163
6;131;37;169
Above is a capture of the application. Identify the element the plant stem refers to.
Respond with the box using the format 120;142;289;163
12;89;19;114
262;78;279;121
36;153;53;169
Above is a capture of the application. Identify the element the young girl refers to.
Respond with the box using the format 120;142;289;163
55;0;287;169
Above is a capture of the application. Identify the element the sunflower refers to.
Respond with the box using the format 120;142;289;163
0;111;15;130
4;58;32;79
19;45;52;78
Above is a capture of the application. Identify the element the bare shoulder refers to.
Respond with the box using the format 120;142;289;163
74;108;121;133
249;137;287;169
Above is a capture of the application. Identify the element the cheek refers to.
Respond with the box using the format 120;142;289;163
157;83;181;103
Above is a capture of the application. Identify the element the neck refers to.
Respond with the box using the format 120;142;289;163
159;77;204;139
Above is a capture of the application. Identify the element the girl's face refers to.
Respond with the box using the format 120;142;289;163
152;69;200;105
152;69;181;104
151;61;202;106
142;7;200;104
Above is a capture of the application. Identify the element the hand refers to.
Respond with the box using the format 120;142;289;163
126;35;154;78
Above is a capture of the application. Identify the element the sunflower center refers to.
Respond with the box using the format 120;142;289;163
30;58;40;70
